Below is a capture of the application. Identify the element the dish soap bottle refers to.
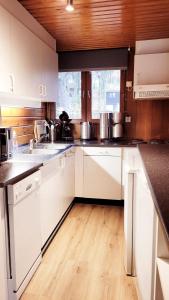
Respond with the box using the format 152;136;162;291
12;130;18;154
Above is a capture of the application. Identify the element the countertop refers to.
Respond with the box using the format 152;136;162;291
138;144;169;242
74;139;138;147
41;139;139;147
0;161;42;187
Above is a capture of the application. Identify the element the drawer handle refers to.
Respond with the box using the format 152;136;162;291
26;184;32;191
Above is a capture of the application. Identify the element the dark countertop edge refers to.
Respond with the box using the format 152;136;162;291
138;145;169;242
0;163;42;187
51;140;137;148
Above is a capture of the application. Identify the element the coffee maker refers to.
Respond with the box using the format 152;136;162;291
59;111;73;141
0;127;13;162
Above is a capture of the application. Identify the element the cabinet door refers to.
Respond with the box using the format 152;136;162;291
0;6;11;93
11;16;42;99
40;159;63;247
40;41;58;102
83;155;122;200
64;151;75;210
75;147;84;197
0;189;8;300
134;170;156;300
45;47;58;102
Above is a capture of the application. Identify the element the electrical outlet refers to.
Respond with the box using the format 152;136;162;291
126;81;132;88
125;116;132;123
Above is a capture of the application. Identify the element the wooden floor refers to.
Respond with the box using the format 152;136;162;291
21;204;138;300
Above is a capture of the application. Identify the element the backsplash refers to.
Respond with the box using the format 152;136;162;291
0;106;45;145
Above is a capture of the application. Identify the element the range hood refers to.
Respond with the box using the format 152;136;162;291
134;84;169;99
134;49;169;100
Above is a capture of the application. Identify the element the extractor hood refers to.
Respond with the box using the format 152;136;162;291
134;84;169;99
134;47;169;100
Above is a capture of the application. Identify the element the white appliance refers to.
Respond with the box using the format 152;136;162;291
83;147;122;200
134;40;169;99
7;171;42;300
123;148;138;276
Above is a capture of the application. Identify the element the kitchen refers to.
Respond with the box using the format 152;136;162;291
0;0;169;300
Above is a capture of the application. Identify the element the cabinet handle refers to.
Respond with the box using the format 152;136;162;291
26;183;32;191
44;85;47;97
39;84;43;96
9;74;14;93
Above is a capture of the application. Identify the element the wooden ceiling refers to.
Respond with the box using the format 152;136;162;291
18;0;169;52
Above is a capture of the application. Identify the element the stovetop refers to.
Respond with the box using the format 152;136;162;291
100;138;169;146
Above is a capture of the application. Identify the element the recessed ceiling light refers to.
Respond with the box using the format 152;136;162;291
66;0;74;12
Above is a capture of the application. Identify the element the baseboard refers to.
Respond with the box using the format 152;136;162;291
74;197;124;206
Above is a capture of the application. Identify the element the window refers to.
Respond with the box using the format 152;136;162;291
57;70;122;121
57;72;81;119
91;70;121;119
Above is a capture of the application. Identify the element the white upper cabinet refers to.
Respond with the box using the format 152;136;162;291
40;40;58;102
0;6;12;93
11;16;42;100
0;4;58;103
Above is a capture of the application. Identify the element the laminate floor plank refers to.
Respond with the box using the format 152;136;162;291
21;204;138;300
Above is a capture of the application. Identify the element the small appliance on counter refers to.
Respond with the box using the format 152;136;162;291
0;127;13;162
80;122;94;140
100;112;112;140
112;112;123;139
59;111;73;141
99;112;123;140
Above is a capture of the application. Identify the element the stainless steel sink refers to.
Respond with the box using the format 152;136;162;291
22;148;60;155
39;143;70;150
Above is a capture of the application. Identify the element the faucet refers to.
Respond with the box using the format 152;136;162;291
29;138;36;151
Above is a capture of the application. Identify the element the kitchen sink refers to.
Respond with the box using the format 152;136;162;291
39;143;71;150
22;148;60;155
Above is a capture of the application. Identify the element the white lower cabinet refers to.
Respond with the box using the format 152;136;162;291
40;158;63;247
0;189;8;300
63;148;75;211
40;149;75;247
134;167;157;300
83;147;122;200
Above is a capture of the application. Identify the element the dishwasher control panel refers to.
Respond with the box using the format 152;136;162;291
8;170;41;205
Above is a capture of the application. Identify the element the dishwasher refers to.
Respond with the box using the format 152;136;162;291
6;170;42;300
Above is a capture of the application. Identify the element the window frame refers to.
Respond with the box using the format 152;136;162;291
56;70;126;123
56;71;83;123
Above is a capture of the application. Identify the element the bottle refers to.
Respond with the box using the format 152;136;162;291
50;124;54;143
12;130;18;154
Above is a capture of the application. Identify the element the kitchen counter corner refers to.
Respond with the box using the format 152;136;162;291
138;144;169;242
0;161;42;187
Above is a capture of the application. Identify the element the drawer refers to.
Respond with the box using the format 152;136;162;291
83;147;122;157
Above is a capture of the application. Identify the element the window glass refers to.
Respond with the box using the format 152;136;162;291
91;70;121;119
57;72;81;119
